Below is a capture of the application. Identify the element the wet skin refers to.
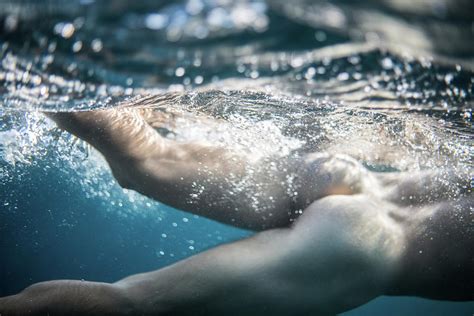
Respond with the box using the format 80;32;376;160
0;104;472;315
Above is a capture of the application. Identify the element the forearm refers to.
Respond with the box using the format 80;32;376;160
47;108;166;162
0;232;277;316
0;280;131;316
47;108;172;189
115;230;289;316
46;108;290;230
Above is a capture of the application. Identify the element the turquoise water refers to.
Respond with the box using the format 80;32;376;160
0;0;473;314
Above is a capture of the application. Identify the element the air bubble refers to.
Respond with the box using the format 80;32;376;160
337;72;350;81
72;41;83;53
315;31;327;42
145;13;168;30
249;70;259;79
175;67;185;77
54;22;75;39
381;57;394;70
444;73;454;85
91;39;103;52
194;75;204;84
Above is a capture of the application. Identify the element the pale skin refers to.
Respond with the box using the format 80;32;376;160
0;102;472;315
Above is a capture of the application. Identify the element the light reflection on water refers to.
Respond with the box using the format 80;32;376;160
0;0;473;313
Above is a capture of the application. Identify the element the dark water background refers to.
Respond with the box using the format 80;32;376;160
0;0;473;314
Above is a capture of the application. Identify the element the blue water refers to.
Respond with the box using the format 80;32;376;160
2;151;473;315
0;0;473;314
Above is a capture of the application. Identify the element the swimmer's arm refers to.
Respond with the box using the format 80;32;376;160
0;199;394;316
0;232;289;316
115;228;294;316
0;280;132;316
47;108;290;230
0;229;294;316
46;108;163;169
47;107;177;195
115;197;401;315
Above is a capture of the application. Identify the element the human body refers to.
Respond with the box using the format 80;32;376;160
0;102;472;315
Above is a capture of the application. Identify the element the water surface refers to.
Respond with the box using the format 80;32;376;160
0;0;473;314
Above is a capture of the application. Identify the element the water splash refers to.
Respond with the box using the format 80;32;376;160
0;0;472;222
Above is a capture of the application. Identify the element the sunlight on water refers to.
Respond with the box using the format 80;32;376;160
0;0;473;312
0;0;472;220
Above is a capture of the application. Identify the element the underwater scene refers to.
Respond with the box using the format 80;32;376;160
0;0;473;315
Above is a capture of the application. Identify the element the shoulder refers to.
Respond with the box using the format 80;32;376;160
258;195;407;313
298;195;405;247
290;195;406;280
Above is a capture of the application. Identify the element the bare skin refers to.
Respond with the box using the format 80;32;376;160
0;102;472;315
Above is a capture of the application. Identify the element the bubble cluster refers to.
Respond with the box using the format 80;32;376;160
0;0;472;256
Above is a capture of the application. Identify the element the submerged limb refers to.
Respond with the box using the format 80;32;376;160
46;107;291;230
0;280;132;316
46;108;171;189
46;107;165;163
0;195;402;316
1;194;470;316
387;195;474;300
